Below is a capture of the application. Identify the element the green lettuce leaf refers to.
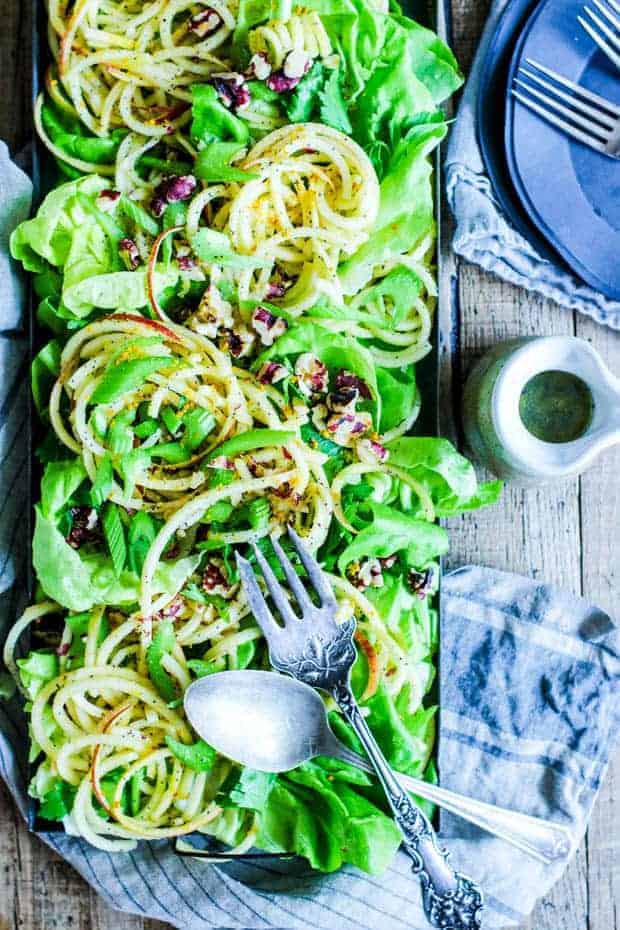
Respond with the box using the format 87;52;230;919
386;437;502;516
36;776;77;821
339;119;446;294
317;67;352;133
194;142;259;182
337;503;449;572
40;458;87;520
31;340;62;420
283;61;351;132
283;60;327;122
10;175;108;270
376;365;417;434
191;229;270;269
228;768;276;810
33;506;200;610
256;762;401;874
41;99;125;166
62;268;178;316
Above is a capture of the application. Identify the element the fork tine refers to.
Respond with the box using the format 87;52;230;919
286;527;337;609
250;543;299;626
585;0;620;49
515;75;612;137
518;65;616;128
235;552;282;638
525;58;620;115
591;0;620;31
269;534;313;613
512;89;608;153
580;13;620;69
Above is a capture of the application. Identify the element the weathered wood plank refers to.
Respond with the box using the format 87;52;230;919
575;316;620;930
0;0;32;156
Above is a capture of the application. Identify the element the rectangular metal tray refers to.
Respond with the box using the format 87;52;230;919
26;0;445;842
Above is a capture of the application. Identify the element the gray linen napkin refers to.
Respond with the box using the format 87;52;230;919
445;0;620;330
1;141;619;929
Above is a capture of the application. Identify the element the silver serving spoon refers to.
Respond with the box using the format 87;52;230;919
184;670;571;865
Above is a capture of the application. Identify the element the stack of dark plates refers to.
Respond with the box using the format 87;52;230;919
477;0;620;299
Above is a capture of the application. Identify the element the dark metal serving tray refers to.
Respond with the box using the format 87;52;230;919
26;0;444;846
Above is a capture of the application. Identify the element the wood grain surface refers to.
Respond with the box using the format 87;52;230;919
1;1;618;928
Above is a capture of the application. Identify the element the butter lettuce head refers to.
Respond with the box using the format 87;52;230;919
339;118;446;294
10;175;108;271
10;175;176;318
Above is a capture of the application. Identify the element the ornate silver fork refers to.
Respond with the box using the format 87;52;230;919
235;528;484;930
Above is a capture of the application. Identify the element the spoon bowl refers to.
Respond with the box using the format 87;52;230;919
184;669;344;772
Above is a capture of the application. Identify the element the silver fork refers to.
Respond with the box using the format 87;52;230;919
580;0;620;72
512;58;620;157
236;528;484;930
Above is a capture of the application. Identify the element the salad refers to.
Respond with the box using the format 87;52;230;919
3;0;501;874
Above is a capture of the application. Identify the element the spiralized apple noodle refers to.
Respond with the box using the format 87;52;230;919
44;312;335;621
248;11;333;69
185;123;380;313
45;0;236;142
180;122;433;366
49;313;251;513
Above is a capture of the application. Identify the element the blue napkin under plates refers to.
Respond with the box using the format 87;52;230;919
445;0;620;330
1;140;619;929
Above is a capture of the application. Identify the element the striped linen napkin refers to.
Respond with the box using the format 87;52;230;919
1;140;619;929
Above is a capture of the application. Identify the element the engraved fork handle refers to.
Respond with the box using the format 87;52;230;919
332;681;483;930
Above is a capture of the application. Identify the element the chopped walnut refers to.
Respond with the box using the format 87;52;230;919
295;353;329;397
257;361;288;385
251;306;288;346
248;52;272;80
326;411;372;447
210;72;250;110
188;8;222;37
188;285;234;338
95;189;121;213
356;438;389;464
151;175;197;217
407;567;435;599
283;50;311;80
357;558;385;589
66;507;99;549
202;560;236;598
222;326;255;358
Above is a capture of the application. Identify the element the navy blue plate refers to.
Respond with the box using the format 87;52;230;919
476;0;564;264
505;0;620;300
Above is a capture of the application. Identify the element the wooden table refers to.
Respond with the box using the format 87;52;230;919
1;1;618;928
